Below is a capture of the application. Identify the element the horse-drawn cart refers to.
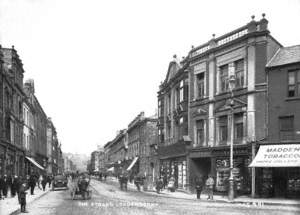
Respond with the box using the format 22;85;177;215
69;176;92;200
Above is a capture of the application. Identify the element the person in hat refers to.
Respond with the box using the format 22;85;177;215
205;174;215;200
195;176;203;199
0;175;4;200
2;174;8;198
11;175;20;197
19;179;28;213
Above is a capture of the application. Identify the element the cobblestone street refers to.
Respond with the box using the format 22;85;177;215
13;179;300;215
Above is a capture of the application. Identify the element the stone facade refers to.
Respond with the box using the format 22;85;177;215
0;46;26;177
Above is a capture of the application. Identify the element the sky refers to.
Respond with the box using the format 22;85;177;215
0;0;300;155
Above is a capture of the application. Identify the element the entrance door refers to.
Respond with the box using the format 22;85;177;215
273;168;287;197
191;158;211;180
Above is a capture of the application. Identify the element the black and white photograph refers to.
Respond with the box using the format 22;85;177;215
0;0;300;214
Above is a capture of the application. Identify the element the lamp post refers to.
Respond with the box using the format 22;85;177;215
228;74;236;201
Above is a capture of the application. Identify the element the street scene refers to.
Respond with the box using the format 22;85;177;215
1;0;300;214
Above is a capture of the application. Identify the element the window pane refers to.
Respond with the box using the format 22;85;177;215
288;72;295;85
279;116;294;131
297;70;300;82
197;73;205;98
288;86;295;97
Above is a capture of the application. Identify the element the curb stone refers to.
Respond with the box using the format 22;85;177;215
9;190;51;215
95;179;300;208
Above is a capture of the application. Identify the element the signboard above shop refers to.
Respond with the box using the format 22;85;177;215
249;144;300;167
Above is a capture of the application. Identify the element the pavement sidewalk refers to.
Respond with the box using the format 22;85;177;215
0;185;51;215
99;177;300;207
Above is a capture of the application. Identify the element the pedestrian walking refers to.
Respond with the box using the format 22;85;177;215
2;174;9;198
195;176;203;199
0;175;4;200
28;174;36;195
19;180;28;213
163;174;167;189
41;175;47;191
205;175;215;200
155;177;163;194
134;174;143;191
11;175;20;197
47;175;52;188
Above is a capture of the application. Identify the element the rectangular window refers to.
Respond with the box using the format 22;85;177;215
234;113;243;140
167;94;171;114
220;65;229;92
279;116;294;140
219;116;228;143
196;72;205;98
196;120;204;145
179;80;184;102
235;59;244;88
288;70;300;97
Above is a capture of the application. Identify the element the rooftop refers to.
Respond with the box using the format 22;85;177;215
266;45;300;68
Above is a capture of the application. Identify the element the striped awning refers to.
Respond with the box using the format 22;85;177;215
127;157;138;171
26;156;45;170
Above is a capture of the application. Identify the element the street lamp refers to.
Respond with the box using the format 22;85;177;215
228;74;236;201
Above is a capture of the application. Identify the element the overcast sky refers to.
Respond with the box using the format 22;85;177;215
0;0;299;155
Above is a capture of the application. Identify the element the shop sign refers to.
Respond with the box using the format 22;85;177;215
249;144;300;167
213;148;249;157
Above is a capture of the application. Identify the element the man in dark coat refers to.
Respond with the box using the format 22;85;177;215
19;180;28;213
195;176;203;199
41;175;47;191
2;174;9;198
28;174;36;195
47;175;52;188
155;177;163;194
134;175;143;191
0;175;4;199
11;175;20;197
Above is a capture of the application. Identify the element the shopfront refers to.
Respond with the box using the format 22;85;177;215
250;144;300;198
160;157;187;189
212;146;252;195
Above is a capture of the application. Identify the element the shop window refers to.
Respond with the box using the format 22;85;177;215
279;116;294;140
220;65;229;92
219;116;228;144
288;70;300;97
234;113;244;140
235;59;244;88
196;72;205;98
196;120;205;146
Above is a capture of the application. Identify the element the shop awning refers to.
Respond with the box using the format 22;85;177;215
26;156;45;170
127;156;138;171
107;167;114;172
249;144;300;167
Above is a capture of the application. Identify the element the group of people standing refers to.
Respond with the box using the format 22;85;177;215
0;175;20;199
195;175;215;200
0;173;54;213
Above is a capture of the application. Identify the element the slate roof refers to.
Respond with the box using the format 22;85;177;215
266;45;300;68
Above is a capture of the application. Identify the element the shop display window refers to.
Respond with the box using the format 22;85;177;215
216;157;250;194
259;168;273;197
287;168;300;198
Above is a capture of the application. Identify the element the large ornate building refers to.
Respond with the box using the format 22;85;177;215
158;15;285;196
